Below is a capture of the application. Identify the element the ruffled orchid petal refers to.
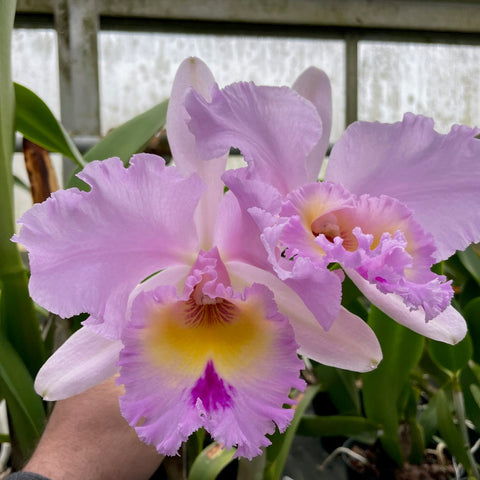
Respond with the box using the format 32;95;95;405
316;229;452;321
167;57;228;249
347;269;467;344
35;326;122;401
185;81;321;194
226;261;382;371
326;114;480;260
118;279;304;459
292;67;332;181
13;155;204;338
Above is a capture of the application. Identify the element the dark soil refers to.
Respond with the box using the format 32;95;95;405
347;443;458;480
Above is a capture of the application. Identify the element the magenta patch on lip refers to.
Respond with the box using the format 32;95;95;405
190;360;234;412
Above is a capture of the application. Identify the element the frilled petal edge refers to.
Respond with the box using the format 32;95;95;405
118;281;304;459
347;269;466;344
13;154;204;338
185;81;321;194
326;114;480;260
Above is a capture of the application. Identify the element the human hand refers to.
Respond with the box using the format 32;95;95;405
22;377;164;480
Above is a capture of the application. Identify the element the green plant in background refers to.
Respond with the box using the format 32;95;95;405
296;265;480;480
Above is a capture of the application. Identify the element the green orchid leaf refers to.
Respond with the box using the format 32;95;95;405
464;298;480;365
362;306;424;465
14;83;85;168
0;271;45;377
67;99;169;190
297;415;378;438
428;334;473;374
314;363;360;415
263;384;321;480
13;174;29;191
0;0;45;379
459;365;480;433
0;330;45;459
418;396;438;446
470;383;480;409
434;389;471;470
407;418;425;465
188;442;236;480
458;245;480;287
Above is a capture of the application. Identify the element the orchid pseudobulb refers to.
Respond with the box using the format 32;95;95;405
13;58;382;458
185;67;480;344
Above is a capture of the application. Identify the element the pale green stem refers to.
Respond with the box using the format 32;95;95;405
453;377;479;479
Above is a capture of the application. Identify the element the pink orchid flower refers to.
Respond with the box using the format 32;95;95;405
13;58;382;459
185;67;480;344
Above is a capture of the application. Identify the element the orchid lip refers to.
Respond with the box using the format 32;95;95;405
281;183;453;321
119;278;304;458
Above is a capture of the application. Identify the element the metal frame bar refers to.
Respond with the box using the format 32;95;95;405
17;0;480;34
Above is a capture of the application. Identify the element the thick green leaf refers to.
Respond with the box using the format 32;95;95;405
460;365;480;432
0;0;45;378
263;384;321;480
434;389;471;470
464;298;480;364
428;334;473;373
297;415;378;437
418;397;438;445
362;306;424;465
458;245;480;287
0;330;45;459
408;419;425;465
67;99;169;190
14;83;84;168
188;442;236;480
314;363;360;415
0;0;17;271
0;270;45;377
470;384;480;409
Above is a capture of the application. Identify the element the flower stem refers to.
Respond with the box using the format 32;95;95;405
453;376;479;479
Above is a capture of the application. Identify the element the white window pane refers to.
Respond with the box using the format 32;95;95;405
12;29;62;218
12;29;60;117
359;41;480;132
99;32;345;140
